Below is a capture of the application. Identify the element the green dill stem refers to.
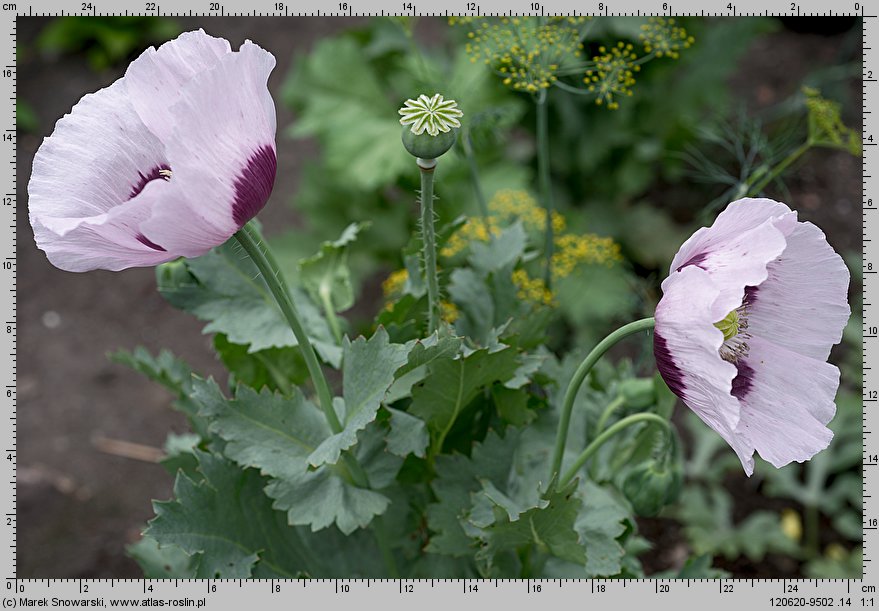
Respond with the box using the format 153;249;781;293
419;160;441;334
548;317;656;486
559;412;671;488
234;222;399;577
746;141;811;196
536;89;555;286
462;128;491;226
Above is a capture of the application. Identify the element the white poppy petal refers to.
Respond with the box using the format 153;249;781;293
124;29;231;141
747;221;851;361
668;198;797;320
654;266;743;454
140;40;277;257
733;336;837;469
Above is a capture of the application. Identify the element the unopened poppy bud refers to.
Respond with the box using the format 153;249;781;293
618;377;655;410
622;459;681;517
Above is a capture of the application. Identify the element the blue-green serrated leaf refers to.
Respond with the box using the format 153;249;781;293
468;222;527;273
109;346;207;436
575;481;630;577
213;334;307;394
427;431;519;556
386;408;429;458
145;451;313;578
448;268;495;345
157;245;341;367
410;345;519;441
127;536;197;579
308;328;410;467
160;432;201;477
298;222;367;313
476;478;585;570
192;378;392;535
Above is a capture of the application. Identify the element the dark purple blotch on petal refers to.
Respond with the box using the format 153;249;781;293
135;233;166;252
654;330;686;399
231;145;277;228
731;360;755;400
675;251;710;273
129;164;171;199
743;284;759;306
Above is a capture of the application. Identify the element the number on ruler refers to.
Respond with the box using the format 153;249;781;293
339;584;350;593
466;1;476;10
530;1;541;10
402;2;414;11
531;584;542;593
209;1;220;9
856;2;861;10
2;69;11;78
725;2;733;10
145;1;156;10
869;326;878;335
790;1;797;10
274;2;284;9
339;1;349;10
598;2;604;10
81;2;93;10
2;197;10;206
869;518;878;527
869;390;878;399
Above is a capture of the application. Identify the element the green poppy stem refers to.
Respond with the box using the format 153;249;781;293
560;412;671;488
234;222;399;577
548;317;656;486
419;159;441;334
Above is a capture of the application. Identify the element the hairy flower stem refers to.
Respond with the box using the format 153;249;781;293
235;223;341;432
559;413;671;488
419;159;441;334
536;90;555;286
234;223;399;577
548;317;656;486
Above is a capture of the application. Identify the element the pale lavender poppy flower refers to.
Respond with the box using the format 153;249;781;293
654;198;850;475
27;29;277;272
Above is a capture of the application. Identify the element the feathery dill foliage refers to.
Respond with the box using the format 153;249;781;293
450;16;587;93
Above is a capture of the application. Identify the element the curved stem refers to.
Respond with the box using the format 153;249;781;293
560;413;671;488
548;317;655;484
234;222;399;577
595;395;626;434
536;89;555;286
234;223;340;433
419;161;441;334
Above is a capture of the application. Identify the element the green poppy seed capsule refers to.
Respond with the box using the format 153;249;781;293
401;126;458;160
398;93;463;161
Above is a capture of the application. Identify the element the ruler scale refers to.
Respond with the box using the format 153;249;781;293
4;1;874;608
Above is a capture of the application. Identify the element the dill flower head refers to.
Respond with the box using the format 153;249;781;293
584;42;640;110
639;17;694;59
452;16;586;93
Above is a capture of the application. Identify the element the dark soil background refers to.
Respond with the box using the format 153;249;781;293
16;17;862;578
